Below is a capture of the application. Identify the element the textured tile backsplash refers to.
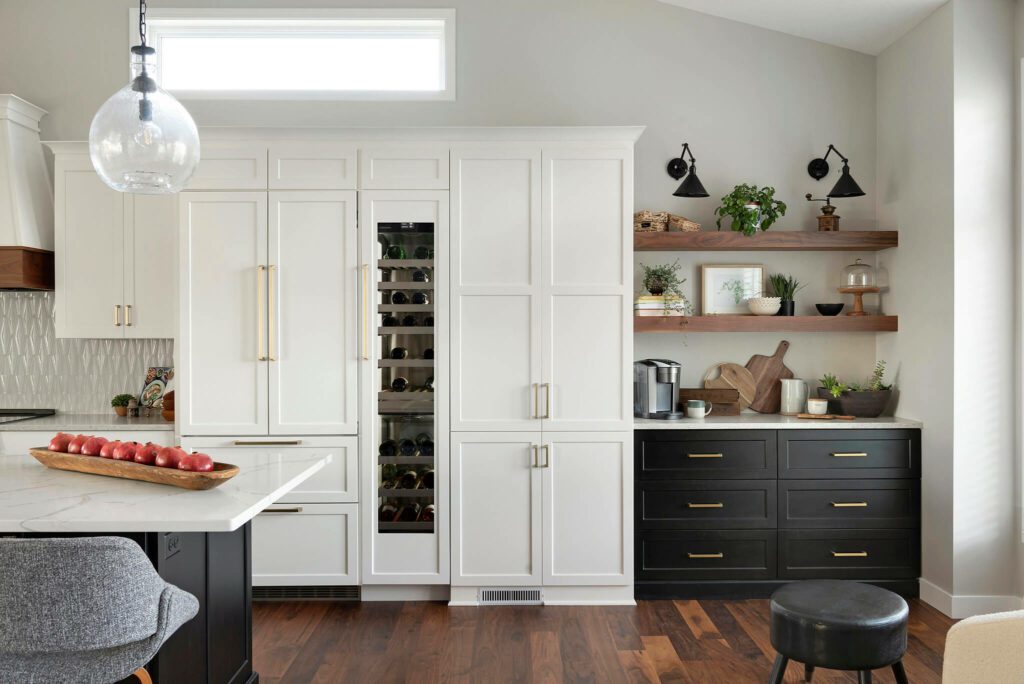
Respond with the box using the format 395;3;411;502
0;292;173;412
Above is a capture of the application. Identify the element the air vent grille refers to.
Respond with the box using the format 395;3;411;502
479;587;543;605
253;586;360;601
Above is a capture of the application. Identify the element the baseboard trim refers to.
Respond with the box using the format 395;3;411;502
919;578;1023;618
449;585;635;606
635;579;919;601
360;585;450;602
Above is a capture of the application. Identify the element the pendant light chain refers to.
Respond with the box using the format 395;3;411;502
139;0;147;49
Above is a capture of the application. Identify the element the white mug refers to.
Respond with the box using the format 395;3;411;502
687;399;713;419
806;398;829;415
780;378;809;416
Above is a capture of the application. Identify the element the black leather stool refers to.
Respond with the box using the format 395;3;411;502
768;580;910;684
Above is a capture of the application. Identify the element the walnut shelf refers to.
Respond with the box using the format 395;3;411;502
634;230;898;252
634;315;898;333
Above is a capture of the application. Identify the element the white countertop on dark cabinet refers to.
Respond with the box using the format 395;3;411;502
634;415;922;430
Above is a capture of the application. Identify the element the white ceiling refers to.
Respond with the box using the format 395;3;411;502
657;0;948;55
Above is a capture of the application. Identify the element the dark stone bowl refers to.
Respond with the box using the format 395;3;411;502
817;388;892;417
815;303;845;316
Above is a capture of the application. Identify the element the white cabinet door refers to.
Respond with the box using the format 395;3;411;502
186;142;268;190
451;433;542;586
269;191;358;435
359;145;450;189
54;155;125;339
450;146;543;431
541;147;633;431
541;432;631;586
269;143;357;190
179;192;268;436
125;194;177;339
253;503;359;586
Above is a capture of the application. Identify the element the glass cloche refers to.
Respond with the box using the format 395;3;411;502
841;258;876;288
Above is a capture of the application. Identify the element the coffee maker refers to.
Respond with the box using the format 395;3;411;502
634;359;684;419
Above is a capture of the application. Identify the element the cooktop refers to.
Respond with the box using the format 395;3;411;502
0;409;56;426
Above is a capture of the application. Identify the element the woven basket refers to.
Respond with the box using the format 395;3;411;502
633;210;668;232
668;214;701;232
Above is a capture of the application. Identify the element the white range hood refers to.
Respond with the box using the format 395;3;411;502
0;94;54;290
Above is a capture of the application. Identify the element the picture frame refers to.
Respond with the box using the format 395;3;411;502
701;264;765;315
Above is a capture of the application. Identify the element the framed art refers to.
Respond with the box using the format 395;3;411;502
702;264;765;315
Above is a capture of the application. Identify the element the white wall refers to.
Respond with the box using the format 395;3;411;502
0;0;881;389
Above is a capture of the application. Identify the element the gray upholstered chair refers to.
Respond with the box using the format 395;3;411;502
0;536;199;684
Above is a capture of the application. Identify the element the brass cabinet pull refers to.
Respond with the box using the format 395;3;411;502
831;501;868;508
361;264;370;360
532;444;539;468
257;265;267;361
687;502;724;509
233;439;303;446
532;383;540;419
687;453;724;459
262;507;303;514
113;304;122;326
832;551;868;558
543;383;552;419
542;443;551;468
831;452;868;458
267;265;277;361
688;552;724;559
125;304;132;327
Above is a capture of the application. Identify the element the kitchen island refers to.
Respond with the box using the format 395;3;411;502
0;450;330;683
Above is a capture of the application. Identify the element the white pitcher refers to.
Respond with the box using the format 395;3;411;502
780;378;808;415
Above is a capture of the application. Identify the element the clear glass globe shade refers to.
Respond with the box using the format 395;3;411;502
89;58;200;194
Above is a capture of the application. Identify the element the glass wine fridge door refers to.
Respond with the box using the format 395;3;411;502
360;191;450;584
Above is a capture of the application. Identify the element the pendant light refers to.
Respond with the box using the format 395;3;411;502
89;0;200;194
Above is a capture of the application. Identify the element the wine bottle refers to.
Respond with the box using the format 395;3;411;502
416;433;434;457
379;439;399;457
381;477;398;490
418;504;436;523
386;243;406;259
412;270;430;283
398;469;419;489
378;235;391;260
398;439;418;457
401;314;418;327
411;292;430;305
413;245;431;259
379;502;399;522
391;291;409;305
389;347;409;360
381;314;400;327
424;376;434;391
423;348;434;360
381;464;398;480
391;377;409;392
396;503;422;522
419;469;435;490
424;315;435;326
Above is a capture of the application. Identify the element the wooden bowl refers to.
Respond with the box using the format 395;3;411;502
29;448;238;490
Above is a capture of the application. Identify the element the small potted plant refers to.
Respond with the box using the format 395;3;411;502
768;273;805;316
111;393;135;417
818;362;893;417
714;184;787;236
639;259;693;315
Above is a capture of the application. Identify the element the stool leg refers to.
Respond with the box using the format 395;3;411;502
804;663;814;682
891;661;909;684
768;654;789;684
857;671;872;684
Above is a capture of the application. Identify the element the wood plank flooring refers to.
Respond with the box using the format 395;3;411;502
253;599;955;684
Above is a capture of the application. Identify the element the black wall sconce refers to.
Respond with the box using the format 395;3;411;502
807;144;866;198
666;143;709;198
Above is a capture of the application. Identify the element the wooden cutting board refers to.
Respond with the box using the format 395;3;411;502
703;363;756;410
745;340;794;414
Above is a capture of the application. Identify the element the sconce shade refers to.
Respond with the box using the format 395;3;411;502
828;162;865;198
673;167;709;198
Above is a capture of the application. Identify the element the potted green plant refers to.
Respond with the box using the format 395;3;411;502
111;393;135;417
768;273;805;316
818;362;893;417
714;184;787;237
639;259;693;315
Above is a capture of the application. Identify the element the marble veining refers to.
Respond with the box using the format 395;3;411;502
634;415;922;430
0;451;328;533
0;413;173;432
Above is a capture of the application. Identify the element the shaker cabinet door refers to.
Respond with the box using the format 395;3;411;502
125;193;178;339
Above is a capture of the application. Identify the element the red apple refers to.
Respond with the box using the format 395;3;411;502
112;441;138;461
99;440;121;459
155;446;186;468
81;436;108;457
134;443;160;465
67;435;89;454
191;453;214;473
48;433;73;452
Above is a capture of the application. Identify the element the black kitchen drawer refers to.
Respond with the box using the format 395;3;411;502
778;430;920;479
635;430;776;479
778;479;920;529
637;530;777;581
780;529;920;579
637;480;776;530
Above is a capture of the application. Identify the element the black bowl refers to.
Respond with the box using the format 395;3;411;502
815;303;845;316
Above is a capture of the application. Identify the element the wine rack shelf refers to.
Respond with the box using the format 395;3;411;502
378;326;434;335
379;488;436;498
378;456;434;465
378;259;434;270
378;304;434;313
377;282;433;290
379;521;434;532
377;359;434;368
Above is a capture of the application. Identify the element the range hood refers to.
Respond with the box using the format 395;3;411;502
0;95;54;290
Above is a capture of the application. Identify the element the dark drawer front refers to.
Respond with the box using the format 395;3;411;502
780;529;920;579
779;480;920;529
636;430;776;480
637;530;777;581
638;480;776;530
779;430;920;479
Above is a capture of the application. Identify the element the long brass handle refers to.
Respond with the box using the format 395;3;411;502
831;501;868;508
125;304;132;327
832;452;868;458
688;552;724;559
268;265;277;361
233;439;303;446
262;507;303;514
361;264;370;360
113;304;122;327
257;265;267;361
542;443;550;468
687;502;724;509
532;383;540;419
532;444;539;468
688;453;724;459
832;551;868;558
543;383;551;419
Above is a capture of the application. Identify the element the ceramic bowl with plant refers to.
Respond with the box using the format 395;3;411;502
818;362;893;417
747;296;781;316
639;259;693;315
111;393;135;417
714;184;787;237
768;273;805;316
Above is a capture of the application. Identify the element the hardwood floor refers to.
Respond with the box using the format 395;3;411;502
253;599;954;683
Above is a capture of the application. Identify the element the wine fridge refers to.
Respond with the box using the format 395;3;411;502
360;190;450;584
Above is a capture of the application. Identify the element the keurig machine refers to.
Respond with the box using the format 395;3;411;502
634;359;684;419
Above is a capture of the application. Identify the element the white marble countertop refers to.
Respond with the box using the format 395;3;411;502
0;451;328;533
635;415;922;430
0;413;174;432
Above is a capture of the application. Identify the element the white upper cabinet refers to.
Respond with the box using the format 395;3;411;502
269;143;357;190
125;194;178;339
186;142;269;190
269;191;358;435
359;145;450;189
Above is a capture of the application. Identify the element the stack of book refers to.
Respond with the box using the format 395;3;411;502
634;295;687;316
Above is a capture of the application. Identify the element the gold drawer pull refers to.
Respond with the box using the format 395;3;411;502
687;502;724;509
832;452;868;458
687;453;724;459
688;552;724;559
831;501;868;508
832;551;868;558
262;507;303;514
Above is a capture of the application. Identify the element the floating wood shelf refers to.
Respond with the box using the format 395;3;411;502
633;230;898;252
634;315;898;333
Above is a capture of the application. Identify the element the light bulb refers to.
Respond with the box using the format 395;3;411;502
133;119;163;147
